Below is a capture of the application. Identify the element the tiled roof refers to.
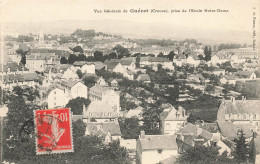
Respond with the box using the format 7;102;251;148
217;121;254;140
73;61;94;67
161;106;187;121
90;84;110;94
1;72;38;83
217;100;260;118
83;101;118;119
176;123;213;141
139;135;178;150
104;61;120;70
61;79;83;88
235;71;254;78
27;53;56;60
223;75;236;80
137;74;151;82
86;122;122;136
126;107;143;118
0;62;28;72
119;57;135;66
140;57;171;63
92;62;107;70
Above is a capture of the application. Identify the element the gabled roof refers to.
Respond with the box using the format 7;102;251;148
235;71;255;78
139;135;178;150
223;75;236;80
89;84;110;94
86;122;122;136
126;107;144;118
61;79;84;88
83;101;118;119
119;57;136;66
161;106;187;121
104;61;120;70
176;123;213;141
217;121;254;140
46;85;64;96
92;62;107;70
0;62;29;72
137;74;151;82
73;61;95;67
218;99;260;117
140;57;171;63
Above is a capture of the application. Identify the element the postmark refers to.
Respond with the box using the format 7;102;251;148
34;108;73;155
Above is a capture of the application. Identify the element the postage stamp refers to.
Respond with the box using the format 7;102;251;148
34;108;73;155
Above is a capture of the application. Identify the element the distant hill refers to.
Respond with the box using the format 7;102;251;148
3;19;251;44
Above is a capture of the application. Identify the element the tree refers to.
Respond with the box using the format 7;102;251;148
205;85;215;94
204;46;212;61
68;54;78;64
65;97;91;115
94;51;103;61
83;75;97;88
142;107;162;135
168;51;176;61
176;145;220;164
16;49;29;65
158;52;164;57
234;130;249;162
70;45;84;54
249;133;256;164
112;45;130;59
76;70;83;79
119;118;141;139
60;56;68;64
109;52;117;59
78;53;87;61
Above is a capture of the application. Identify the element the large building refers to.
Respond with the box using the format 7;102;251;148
89;84;120;113
217;97;260;140
136;131;178;164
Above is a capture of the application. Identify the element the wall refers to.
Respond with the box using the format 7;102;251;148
141;149;178;164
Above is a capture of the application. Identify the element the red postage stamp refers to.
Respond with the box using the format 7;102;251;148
34;108;73;155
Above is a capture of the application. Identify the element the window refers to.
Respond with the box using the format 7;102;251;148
166;123;170;130
54;91;56;94
54;97;56;100
157;149;163;154
54;103;56;106
243;114;246;120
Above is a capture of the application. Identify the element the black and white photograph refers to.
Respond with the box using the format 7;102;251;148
0;0;260;163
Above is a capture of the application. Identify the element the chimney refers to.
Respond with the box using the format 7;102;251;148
140;130;145;139
231;96;235;104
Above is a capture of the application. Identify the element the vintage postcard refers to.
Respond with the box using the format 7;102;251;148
0;0;259;163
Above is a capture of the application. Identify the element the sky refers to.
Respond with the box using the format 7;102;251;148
0;0;259;43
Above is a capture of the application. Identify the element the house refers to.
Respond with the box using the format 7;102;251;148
217;97;260;140
126;106;144;120
0;62;29;75
160;106;187;135
186;54;201;67
136;74;151;83
176;123;231;155
94;76;108;86
26;53;59;72
107;78;119;87
89;84;120;113
235;71;257;82
50;65;78;80
61;79;88;99
140;57;174;71
116;57;136;71
104;60;134;80
85;122;122;143
73;61;95;75
46;85;69;108
7;53;22;64
212;68;225;76
220;75;236;85
92;61;107;71
83;101;118;123
173;54;187;67
0;72;39;89
188;73;205;84
136;131;178;164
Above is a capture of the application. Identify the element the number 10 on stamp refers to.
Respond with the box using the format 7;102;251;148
34;108;74;155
